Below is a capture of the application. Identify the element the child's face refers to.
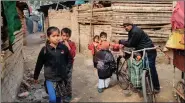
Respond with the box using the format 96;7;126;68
61;32;70;41
115;40;119;44
94;37;99;42
48;31;60;45
100;36;107;41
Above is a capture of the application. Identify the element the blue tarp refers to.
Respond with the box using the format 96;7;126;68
75;0;85;5
25;17;33;34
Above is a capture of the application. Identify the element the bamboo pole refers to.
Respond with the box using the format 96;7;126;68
77;5;81;53
112;1;173;4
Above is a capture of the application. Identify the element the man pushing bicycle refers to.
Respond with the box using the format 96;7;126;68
119;17;160;94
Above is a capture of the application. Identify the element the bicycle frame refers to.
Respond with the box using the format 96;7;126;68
125;46;160;93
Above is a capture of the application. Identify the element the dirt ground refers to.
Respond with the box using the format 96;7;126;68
16;33;181;102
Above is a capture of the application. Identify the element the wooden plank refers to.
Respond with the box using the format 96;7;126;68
112;25;171;29
2;47;23;79
113;20;170;24
112;3;172;7
4;38;23;60
112;31;170;38
13;35;23;44
78;22;111;25
14;30;23;36
112;1;173;4
78;7;112;12
112;6;172;11
112;17;171;21
113;9;172;13
111;35;168;43
112;12;172;17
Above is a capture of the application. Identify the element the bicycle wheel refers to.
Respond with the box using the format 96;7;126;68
142;70;155;102
116;57;129;90
117;72;129;90
175;81;185;103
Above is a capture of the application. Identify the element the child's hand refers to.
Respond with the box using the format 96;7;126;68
64;40;71;50
119;44;124;48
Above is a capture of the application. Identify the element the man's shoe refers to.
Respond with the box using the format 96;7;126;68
154;89;160;94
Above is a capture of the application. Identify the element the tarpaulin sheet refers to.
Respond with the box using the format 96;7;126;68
171;1;185;30
2;1;22;44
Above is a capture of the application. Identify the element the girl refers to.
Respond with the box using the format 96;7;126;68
61;27;76;102
34;26;73;103
88;35;100;68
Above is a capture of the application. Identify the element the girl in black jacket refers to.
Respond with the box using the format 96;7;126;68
34;26;73;103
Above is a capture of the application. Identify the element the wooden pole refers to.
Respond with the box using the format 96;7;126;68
55;0;59;10
77;5;81;53
90;0;94;40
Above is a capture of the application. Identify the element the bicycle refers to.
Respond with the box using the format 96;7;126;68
116;46;160;102
115;47;133;90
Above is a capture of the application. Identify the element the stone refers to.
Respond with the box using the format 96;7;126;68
18;92;30;98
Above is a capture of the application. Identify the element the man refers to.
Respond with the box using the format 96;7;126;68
119;17;160;93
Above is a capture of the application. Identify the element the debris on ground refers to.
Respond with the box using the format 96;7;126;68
18;92;30;98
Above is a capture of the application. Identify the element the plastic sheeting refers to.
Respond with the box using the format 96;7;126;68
166;29;184;50
171;1;185;30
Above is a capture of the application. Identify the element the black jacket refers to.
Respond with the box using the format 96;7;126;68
125;25;154;50
34;43;73;82
95;50;116;79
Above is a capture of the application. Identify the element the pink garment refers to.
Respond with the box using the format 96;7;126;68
171;1;185;30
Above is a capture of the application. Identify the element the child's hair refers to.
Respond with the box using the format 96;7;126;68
47;26;60;37
100;32;107;38
93;35;99;42
61;27;72;37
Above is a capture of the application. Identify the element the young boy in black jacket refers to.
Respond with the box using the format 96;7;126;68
34;26;73;103
95;41;116;93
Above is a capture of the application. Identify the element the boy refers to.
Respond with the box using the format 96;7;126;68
95;41;116;93
99;32;108;43
61;28;76;102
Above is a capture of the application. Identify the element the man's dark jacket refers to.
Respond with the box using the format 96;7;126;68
119;25;154;50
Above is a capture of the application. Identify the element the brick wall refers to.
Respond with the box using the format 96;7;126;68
48;8;80;52
79;24;112;54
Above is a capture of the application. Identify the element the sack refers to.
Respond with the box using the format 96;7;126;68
166;29;185;50
127;58;144;88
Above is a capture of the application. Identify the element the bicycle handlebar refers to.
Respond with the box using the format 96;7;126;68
123;46;161;54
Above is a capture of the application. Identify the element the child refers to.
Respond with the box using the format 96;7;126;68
61;27;76;102
95;41;116;93
88;35;100;68
34;26;73;103
99;32;108;44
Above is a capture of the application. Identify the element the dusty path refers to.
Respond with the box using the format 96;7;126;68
16;33;181;102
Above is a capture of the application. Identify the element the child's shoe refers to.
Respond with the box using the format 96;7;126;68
64;96;72;102
97;88;103;93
